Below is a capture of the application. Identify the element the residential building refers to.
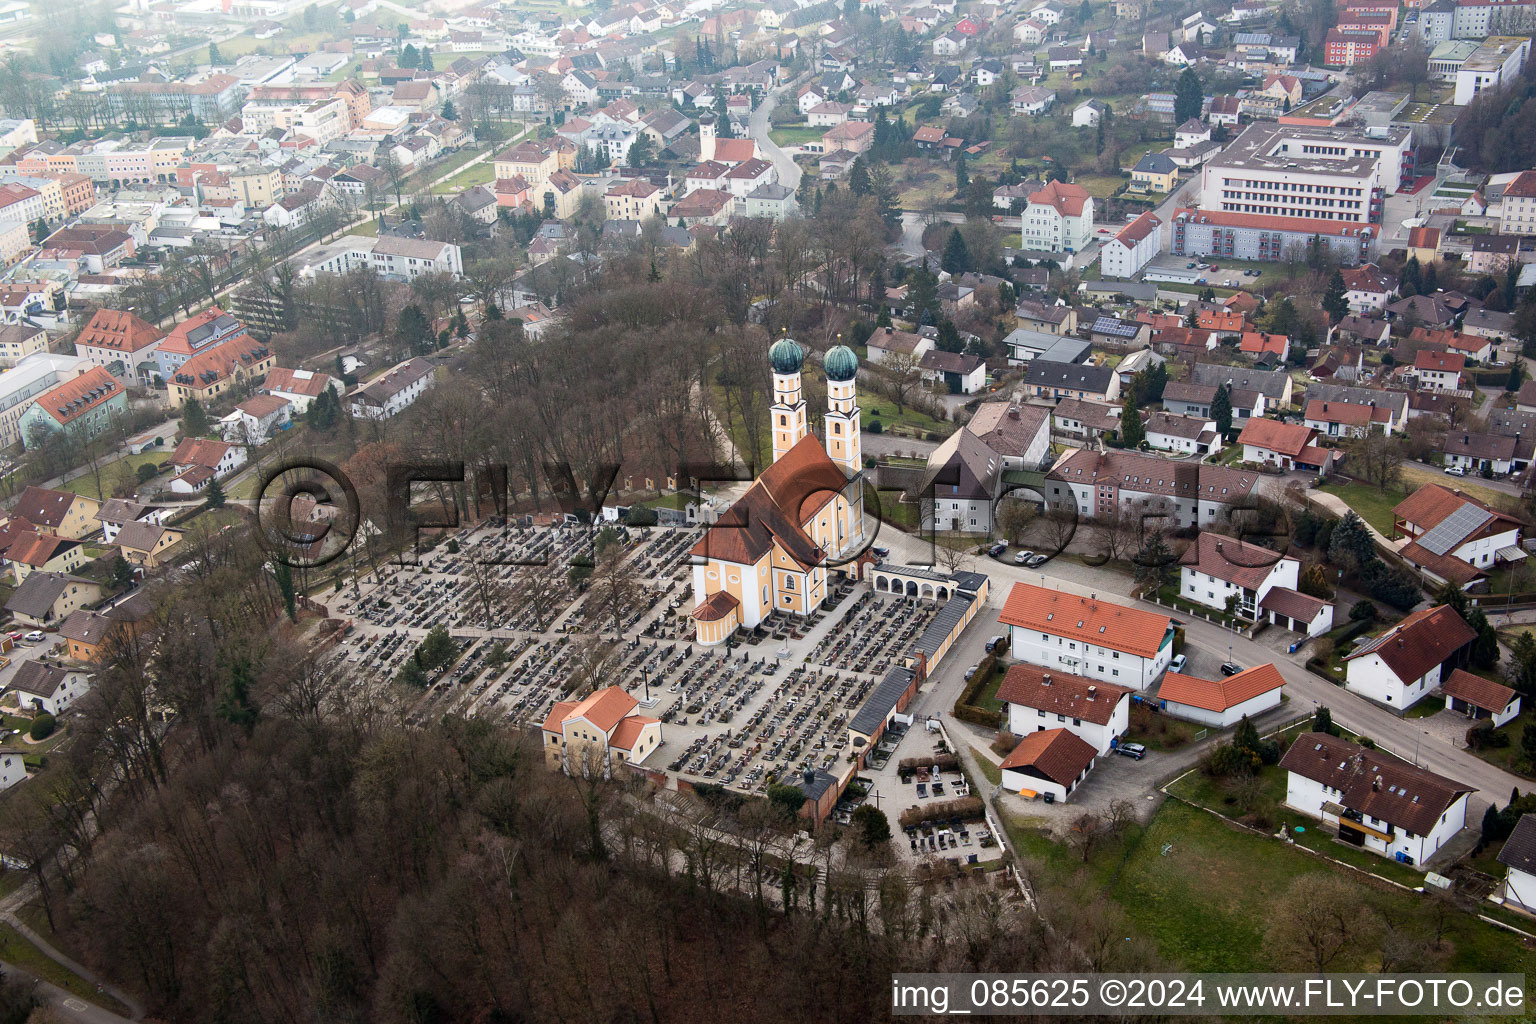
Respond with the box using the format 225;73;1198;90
17;366;125;449
95;498;168;543
1100;211;1162;278
1145;410;1221;454
997;664;1132;756
1052;398;1120;440
0;324;45;368
919;349;986;394
1044;448;1258;528
1344;604;1475;709
1501;169;1536;236
348;357;435;420
1159;663;1285;727
999;728;1098;801
1001;582;1174;690
1452;37;1530;106
1304;398;1395;438
1414;349;1464;390
865;327;933;366
1498;814;1536;911
7;531;84;583
57;608;112;663
604;177;662;221
1021;180;1093;254
168;438;247;495
1340;263;1397;312
7;661;90;716
918;428;1002;533
10;487;99;541
167;334;275;409
1237;417;1338;472
74;308;162;383
541;685;662;773
1004;329;1089;365
1393;484;1524;588
1022;360;1120;403
220;394;292;445
1281;731;1472;865
116;521;182;568
261;367;340;413
964;399;1052;470
155;308;252;379
3;572;101;628
1178;532;1306;622
1131;152;1178;193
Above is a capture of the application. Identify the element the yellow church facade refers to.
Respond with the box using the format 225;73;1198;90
690;340;868;645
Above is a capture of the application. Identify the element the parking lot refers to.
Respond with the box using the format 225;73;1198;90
323;519;989;801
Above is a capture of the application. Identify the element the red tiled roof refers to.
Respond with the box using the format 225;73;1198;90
1237;417;1314;457
32;366;120;427
995;664;1130;725
76;308;161;355
1344;604;1476;684
1414;349;1464;373
999;728;1097;787
1441;668;1517;715
1178;532;1288;589
691;590;739;621
999;583;1170;659
1174;207;1375;239
1029;180;1089;217
1305;399;1391;426
1112;211;1160;247
1159;662;1283;713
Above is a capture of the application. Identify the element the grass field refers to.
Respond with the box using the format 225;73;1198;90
969;746;1002;786
770;126;825;147
1009;799;1536;973
56;452;171;501
1075;174;1126;199
432;159;494;194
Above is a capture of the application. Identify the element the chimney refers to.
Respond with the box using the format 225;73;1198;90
1042;674;1052;685
1087;685;1096;699
1373;775;1382;791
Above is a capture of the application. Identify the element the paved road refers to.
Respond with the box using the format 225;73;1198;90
0;880;141;1021
875;524;1526;821
748;86;802;193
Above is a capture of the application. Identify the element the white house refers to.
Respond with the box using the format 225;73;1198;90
1099;211;1161;279
1044;449;1259;530
1021;180;1094;254
1178;532;1299;621
865;326;933;366
1144;410;1220;455
1158;663;1283;728
1498;814;1536;912
1071;100;1106;127
8;660;91;715
261;367;341;413
919;349;987;394
1341;264;1396;313
219;393;292;445
1394;484;1524;589
1001;582;1173;691
0;746;24;791
1343;604;1476;710
1259;586;1335;638
1281;731;1473;867
998;664;1131;756
169;437;247;495
1441;668;1521;728
999;727;1097;801
349;357;436;420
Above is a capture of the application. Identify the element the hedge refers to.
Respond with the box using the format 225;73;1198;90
952;653;1003;729
898;796;986;829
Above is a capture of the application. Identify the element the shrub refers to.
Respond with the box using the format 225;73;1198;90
626;505;659;526
1349;600;1377;622
1468;720;1510;750
868;420;884;434
136;462;159;484
29;713;55;741
990;730;1018;756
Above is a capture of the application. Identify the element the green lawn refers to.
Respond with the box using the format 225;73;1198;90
969;746;1002;786
0;922;132;1015
1074;174;1126;199
971;663;1008;714
1011;799;1536;974
865;481;920;531
1465;709;1536;778
864;399;953;441
432;160;494;194
769;126;824;147
1316;479;1403;537
57;451;172;501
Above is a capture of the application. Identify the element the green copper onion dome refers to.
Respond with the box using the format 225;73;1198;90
769;337;805;374
823;344;859;382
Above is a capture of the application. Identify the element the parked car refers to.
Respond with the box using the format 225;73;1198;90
23;631;44;643
1169;653;1188;674
987;542;1007;557
1026;553;1049;568
1117;742;1148;760
1444;465;1466;476
964;664;980;681
872;546;891;558
1014;549;1035;564
985;634;1007;653
1220;662;1242;677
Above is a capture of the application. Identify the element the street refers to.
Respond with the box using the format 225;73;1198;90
871;523;1526;821
748;83;803;193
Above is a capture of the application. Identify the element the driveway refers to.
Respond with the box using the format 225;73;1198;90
874;524;1529;821
748;85;802;192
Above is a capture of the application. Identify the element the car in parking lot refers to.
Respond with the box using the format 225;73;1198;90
1220;662;1242;676
987;542;1007;557
1168;654;1187;674
1014;549;1034;564
23;630;44;643
1117;742;1147;760
1026;553;1049;568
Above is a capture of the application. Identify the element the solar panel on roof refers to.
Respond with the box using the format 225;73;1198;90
1418;504;1493;556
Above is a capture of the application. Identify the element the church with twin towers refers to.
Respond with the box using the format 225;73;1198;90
688;339;869;645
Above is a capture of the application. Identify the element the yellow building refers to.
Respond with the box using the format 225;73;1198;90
604;177;662;221
232;165;283;208
116;522;183;568
541;686;662;772
0;220;29;267
541;169;585;220
493;140;559;189
690;340;867;645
